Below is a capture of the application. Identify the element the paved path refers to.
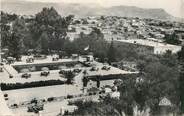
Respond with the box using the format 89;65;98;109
0;89;13;115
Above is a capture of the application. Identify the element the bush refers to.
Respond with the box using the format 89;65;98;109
30;98;38;104
67;95;74;99
93;92;97;95
12;104;18;108
47;97;54;102
0;80;65;90
4;93;8;97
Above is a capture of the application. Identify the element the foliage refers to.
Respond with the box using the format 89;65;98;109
71;101;123;116
8;18;28;59
82;76;89;87
0;11;18;48
178;46;184;113
71;52;180;115
107;41;117;63
1;7;73;57
178;46;184;61
70;28;108;59
60;70;75;84
164;33;182;45
1;8;182;115
28;7;73;53
0;80;65;90
180;64;184;113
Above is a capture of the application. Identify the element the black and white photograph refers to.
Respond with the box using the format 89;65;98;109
0;0;184;115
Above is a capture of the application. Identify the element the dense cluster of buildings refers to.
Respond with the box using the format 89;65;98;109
67;16;184;54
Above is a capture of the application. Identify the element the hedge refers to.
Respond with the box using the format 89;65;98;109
1;80;65;90
88;73;138;81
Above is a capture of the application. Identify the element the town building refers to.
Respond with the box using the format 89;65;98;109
114;39;182;54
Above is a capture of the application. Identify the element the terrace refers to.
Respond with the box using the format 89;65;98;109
0;55;138;115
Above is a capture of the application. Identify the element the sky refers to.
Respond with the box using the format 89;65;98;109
1;0;184;18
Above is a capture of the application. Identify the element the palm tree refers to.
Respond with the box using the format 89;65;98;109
65;71;75;84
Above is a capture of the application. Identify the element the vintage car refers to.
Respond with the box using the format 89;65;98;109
73;69;82;73
40;71;50;76
90;67;99;71
101;66;111;71
26;58;34;63
21;73;31;79
27;103;44;113
34;54;47;60
9;74;13;78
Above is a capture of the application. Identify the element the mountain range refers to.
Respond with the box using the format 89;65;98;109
0;0;181;21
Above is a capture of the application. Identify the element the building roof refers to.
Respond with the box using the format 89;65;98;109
159;97;172;106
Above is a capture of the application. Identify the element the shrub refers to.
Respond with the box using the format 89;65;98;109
67;95;74;99
4;93;8;97
12;104;18;108
42;99;46;102
0;80;65;90
93;92;97;95
47;97;54;102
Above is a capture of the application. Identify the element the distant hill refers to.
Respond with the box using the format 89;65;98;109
99;6;173;20
0;0;100;16
0;0;179;20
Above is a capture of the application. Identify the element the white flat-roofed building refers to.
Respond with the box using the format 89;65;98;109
116;39;182;54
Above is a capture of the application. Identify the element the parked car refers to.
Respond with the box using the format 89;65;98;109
40;71;50;76
22;73;31;79
90;67;99;71
27;103;44;113
9;74;13;78
34;54;47;60
59;70;64;74
52;57;59;61
73;69;82;73
101;66;111;71
26;58;34;63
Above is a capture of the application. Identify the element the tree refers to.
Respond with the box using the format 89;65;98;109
178;46;184;61
178;46;184;113
96;76;100;88
8;32;21;59
28;98;44;114
64;71;75;84
160;50;178;67
82;76;89;87
28;7;73;52
137;60;146;74
0;12;19;55
179;64;184;113
7;18;27;59
40;32;49;54
164;32;181;45
72;100;124;116
107;40;116;63
70;27;108;61
0;12;11;47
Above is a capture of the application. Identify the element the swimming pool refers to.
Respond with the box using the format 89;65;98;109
13;61;85;73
